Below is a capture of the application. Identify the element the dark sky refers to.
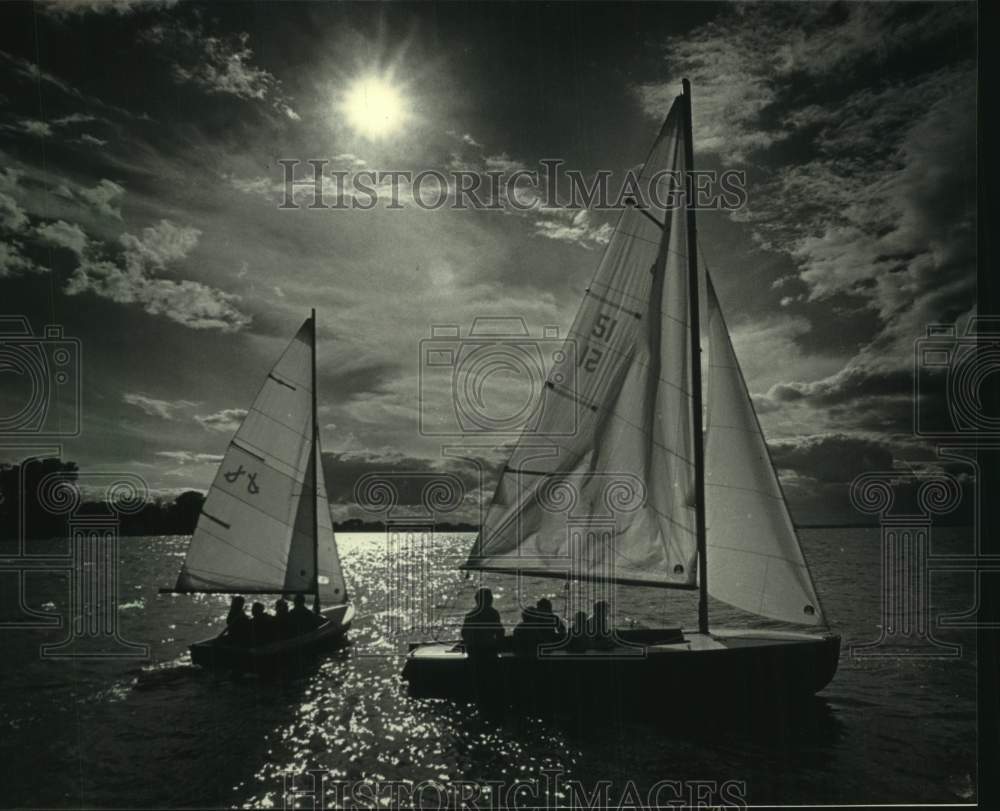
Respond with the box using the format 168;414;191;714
0;1;978;523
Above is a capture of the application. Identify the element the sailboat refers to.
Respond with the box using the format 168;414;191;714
162;310;355;671
402;81;840;708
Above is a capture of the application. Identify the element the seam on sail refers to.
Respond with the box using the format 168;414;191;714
582;289;644;319
199;526;289;571
230;440;266;462
268;372;298;391
184;567;287;590
707;542;808;564
201;512;231;529
705;481;783;499
241;405;311;446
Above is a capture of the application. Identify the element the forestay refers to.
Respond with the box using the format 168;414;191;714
703;275;824;626
464;97;699;588
173;320;347;603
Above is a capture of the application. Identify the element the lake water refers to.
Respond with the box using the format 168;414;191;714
0;529;978;808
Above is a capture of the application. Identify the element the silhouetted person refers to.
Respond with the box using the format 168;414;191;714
568;611;589;650
225;596;252;644
587;600;615;650
535;598;566;638
274;597;291;639
289;592;322;635
461;588;504;657
250;601;277;646
513;600;565;658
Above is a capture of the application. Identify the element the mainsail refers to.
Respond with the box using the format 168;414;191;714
464;85;825;628
464;99;698;588
704;275;824;626
172;319;347;603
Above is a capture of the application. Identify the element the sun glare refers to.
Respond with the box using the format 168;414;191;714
342;75;408;139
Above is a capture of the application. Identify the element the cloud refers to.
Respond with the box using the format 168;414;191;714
141;21;300;119
155;450;223;465
72;178;125;219
320;449;497;523
65;219;251;332
195;408;248;433
769;433;895;484
52;113;98;125
634;4;975;451
636;3;973;163
124;392;197;419
0;192;30;233
76;133;108;147
35;219;88;256
11;120;53;138
0;241;41;278
41;0;179;15
533;207;613;249
0;49;148;122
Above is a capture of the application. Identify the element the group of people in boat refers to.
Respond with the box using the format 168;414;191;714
461;587;618;657
222;593;323;647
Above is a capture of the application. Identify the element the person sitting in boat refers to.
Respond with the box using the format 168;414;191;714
535;598;566;638
460;587;504;657
250;601;277;646
512;599;566;657
289;592;322;635
224;596;252;644
568;610;589;651
587;600;615;650
274;597;291;639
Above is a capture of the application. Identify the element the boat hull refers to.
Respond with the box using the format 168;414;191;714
189;603;355;674
402;627;840;714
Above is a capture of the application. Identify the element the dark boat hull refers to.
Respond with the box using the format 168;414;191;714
402;627;840;714
190;603;355;674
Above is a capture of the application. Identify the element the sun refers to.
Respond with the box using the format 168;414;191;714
342;75;409;139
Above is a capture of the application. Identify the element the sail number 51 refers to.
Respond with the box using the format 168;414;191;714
578;313;618;372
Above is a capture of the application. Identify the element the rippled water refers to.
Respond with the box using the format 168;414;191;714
0;529;977;807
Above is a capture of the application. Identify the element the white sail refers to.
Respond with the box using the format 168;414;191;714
465;97;698;588
704;275;825;625
315;438;348;603
174;319;345;601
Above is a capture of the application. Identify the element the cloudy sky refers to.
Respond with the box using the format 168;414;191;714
0;1;977;524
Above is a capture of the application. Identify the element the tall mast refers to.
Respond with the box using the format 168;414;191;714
682;79;709;635
311;308;321;614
